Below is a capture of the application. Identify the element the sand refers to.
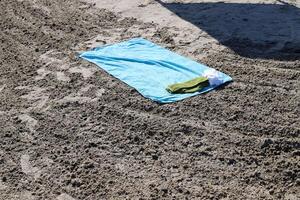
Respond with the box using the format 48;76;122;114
0;0;299;199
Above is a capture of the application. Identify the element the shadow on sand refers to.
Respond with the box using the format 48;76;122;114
157;0;300;60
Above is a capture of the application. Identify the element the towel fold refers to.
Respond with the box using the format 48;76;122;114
166;76;209;94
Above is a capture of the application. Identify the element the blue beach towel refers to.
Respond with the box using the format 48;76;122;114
80;38;232;103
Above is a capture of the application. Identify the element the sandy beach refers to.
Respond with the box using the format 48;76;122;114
0;0;299;199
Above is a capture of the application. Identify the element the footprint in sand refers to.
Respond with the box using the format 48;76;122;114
57;85;103;104
20;131;35;142
16;86;50;111
35;68;52;80
18;114;38;133
77;85;106;97
56;193;76;200
56;72;71;82
20;154;41;180
68;66;97;79
77;84;94;96
39;50;66;68
57;95;95;104
36;50;71;82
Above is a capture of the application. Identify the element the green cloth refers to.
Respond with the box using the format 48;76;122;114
166;76;209;94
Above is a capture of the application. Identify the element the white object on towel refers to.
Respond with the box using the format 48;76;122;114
202;69;224;86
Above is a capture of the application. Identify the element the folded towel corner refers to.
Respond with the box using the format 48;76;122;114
166;76;209;94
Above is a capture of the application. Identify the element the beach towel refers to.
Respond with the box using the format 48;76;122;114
80;38;232;103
